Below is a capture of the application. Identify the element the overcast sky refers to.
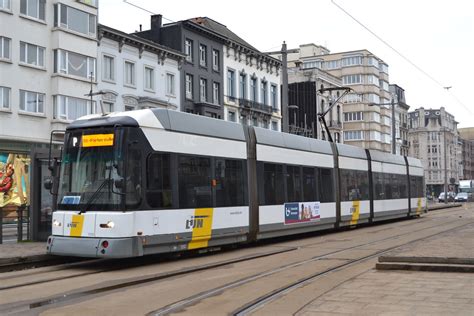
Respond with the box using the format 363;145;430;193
99;0;474;128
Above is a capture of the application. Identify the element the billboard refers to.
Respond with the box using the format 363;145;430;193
284;201;320;225
0;153;30;208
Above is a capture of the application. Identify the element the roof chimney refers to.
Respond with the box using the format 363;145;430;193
149;14;162;43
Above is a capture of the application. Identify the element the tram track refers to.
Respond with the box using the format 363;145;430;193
146;219;474;316
1;214;469;315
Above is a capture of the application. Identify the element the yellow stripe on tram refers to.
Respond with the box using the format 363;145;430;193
70;214;85;237
350;200;360;225
416;198;422;215
188;208;214;250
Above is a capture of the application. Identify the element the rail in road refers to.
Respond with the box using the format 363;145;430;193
0;206;471;315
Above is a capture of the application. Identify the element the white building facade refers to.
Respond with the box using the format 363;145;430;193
0;0;98;151
223;44;282;131
97;25;184;113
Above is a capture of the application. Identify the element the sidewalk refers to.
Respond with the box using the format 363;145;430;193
0;242;47;264
299;209;474;315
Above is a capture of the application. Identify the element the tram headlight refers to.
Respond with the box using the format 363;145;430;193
100;221;115;228
53;219;62;227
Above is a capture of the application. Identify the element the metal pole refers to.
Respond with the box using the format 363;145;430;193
281;41;289;133
391;97;396;154
444;128;448;204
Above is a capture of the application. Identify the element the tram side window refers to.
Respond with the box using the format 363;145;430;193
302;167;318;202
126;146;142;207
390;174;401;199
373;172;384;200
263;163;285;205
215;159;246;207
178;156;212;208
410;176;424;197
319;168;335;202
147;153;172;208
340;169;369;201
286;165;302;202
398;174;408;198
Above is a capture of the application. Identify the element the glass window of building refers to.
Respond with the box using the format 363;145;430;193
250;77;257;102
0;37;11;60
54;49;95;79
0;86;11;110
144;66;154;91
342;56;362;66
200;78;207;102
54;4;96;36
212;49;219;71
228;111;236;122
166;73;175;96
102;55;114;81
270;84;277;109
0;0;11;10
185;74;193;99
20;42;45;68
342;74;361;85
19;90;44;114
261;80;267;105
185;39;193;62
20;0;45;21
199;44;207;67
213;82;219;104
54;95;95;121
227;69;235;98
124;61;135;86
239;73;246;99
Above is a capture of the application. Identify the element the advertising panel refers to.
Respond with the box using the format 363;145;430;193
284;201;320;225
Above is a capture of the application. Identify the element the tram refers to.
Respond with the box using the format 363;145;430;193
46;109;426;258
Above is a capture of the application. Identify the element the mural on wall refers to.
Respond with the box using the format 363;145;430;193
0;153;30;208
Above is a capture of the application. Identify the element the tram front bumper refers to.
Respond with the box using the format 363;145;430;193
46;235;143;258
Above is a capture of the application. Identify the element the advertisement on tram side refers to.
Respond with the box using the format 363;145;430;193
284;201;320;224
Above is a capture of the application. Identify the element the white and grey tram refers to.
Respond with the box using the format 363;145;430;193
47;109;426;258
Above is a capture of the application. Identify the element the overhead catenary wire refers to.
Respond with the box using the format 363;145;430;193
330;0;473;116
122;0;175;23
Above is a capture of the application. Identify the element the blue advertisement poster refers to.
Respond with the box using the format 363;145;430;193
284;201;320;225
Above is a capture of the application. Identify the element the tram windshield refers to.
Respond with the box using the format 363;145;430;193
58;129;127;211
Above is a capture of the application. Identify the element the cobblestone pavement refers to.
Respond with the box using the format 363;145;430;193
0;242;45;260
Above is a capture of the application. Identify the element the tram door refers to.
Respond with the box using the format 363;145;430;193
31;149;61;241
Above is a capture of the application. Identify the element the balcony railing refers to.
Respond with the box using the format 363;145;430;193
225;95;278;115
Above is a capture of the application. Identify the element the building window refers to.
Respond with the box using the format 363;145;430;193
252;117;258;127
77;0;98;7
368;57;379;68
20;0;45;21
54;95;95;120
54;4;96;36
0;0;11;11
0;37;10;60
342;56;362;66
250;77;257;102
213;82;219;104
102;55;114;81
344;93;362;103
185;74;193;99
325;60;340;69
261;80;268;105
271;121;278;131
212;49;219;71
185;39;193;62
103;101;113;113
270;84;277;109
199;44;207;67
379;80;389;91
166;73;175;96
344;111;364;121
239;73;246;99
124;61;135;86
342;74;362;85
54;49;95;79
228;111;235;122
20;42;45;68
263;120;269;129
0;86;11;109
343;130;363;141
200;78;207;102
227;69;235;98
366;93;380;104
19;90;44;114
144;66;154;91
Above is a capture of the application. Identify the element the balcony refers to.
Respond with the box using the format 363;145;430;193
237;97;278;115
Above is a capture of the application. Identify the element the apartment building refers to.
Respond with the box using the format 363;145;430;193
390;84;410;156
408;107;460;195
0;0;98;152
459;127;474;180
97;24;184;113
270;44;393;152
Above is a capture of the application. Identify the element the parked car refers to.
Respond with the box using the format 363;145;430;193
438;192;455;202
455;192;470;202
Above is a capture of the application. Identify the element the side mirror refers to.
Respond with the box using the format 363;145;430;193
44;178;53;190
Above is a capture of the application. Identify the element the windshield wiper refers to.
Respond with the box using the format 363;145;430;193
80;178;110;214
